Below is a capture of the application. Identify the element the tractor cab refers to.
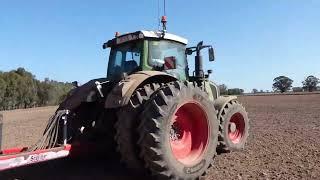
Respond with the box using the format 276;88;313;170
103;30;188;81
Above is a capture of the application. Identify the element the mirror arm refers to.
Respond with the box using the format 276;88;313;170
201;45;212;49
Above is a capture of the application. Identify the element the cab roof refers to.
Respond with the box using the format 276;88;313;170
103;30;188;49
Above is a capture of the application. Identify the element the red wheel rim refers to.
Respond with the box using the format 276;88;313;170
169;102;209;165
228;113;245;144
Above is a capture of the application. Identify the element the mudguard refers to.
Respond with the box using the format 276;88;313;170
58;78;108;111
214;96;237;118
105;71;176;108
207;81;220;100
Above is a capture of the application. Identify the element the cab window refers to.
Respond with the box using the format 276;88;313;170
148;40;186;69
107;41;142;78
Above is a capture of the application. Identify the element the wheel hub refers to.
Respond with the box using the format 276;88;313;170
169;102;209;166
229;122;237;133
170;122;182;141
228;113;245;144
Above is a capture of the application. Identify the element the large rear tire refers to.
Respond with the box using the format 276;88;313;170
217;100;249;153
115;83;161;172
138;81;219;179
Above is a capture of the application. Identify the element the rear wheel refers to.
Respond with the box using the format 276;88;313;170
217;100;249;153
138;82;219;179
115;83;161;172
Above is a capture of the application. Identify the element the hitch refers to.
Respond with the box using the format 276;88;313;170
62;110;69;146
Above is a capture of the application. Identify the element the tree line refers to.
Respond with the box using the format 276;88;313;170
0;68;73;110
219;75;319;95
250;75;319;94
218;84;244;95
271;75;319;93
1;68;318;110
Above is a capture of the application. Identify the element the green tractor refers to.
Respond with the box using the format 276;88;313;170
48;20;249;179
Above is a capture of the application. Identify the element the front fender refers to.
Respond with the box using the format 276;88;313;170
207;81;220;100
214;96;237;118
105;71;176;108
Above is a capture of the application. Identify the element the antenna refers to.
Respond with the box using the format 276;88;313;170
157;0;160;30
163;0;166;16
160;0;167;35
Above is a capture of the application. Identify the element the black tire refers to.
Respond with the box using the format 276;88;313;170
115;83;161;172
217;100;249;153
137;81;219;180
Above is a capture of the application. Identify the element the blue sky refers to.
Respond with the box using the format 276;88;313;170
1;0;319;92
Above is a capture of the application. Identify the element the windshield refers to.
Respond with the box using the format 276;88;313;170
148;40;187;78
107;41;142;79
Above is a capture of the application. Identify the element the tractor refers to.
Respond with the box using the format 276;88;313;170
0;17;249;180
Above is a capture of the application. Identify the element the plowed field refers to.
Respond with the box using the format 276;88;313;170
1;94;320;180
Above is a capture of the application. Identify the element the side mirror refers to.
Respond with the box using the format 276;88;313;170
209;47;215;61
186;48;193;55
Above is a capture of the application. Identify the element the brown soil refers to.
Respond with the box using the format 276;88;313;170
0;106;56;149
1;94;320;180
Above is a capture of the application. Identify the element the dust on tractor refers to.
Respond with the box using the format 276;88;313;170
0;17;249;180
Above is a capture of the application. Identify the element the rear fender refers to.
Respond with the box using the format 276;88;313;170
214;96;237;119
105;71;176;108
58;78;108;111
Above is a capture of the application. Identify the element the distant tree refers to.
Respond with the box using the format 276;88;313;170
15;68;38;108
272;76;293;93
259;90;264;93
15;67;33;78
292;87;303;92
45;80;73;105
302;75;319;92
0;73;7;110
219;84;228;95
252;89;258;94
2;71;20;109
36;80;53;106
228;88;244;95
0;68;73;110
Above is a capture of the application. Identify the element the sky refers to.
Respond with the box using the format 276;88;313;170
1;0;319;92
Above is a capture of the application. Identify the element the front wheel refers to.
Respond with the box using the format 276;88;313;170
217;100;249;152
137;82;219;179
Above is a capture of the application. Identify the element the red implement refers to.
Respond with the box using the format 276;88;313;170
0;144;71;171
